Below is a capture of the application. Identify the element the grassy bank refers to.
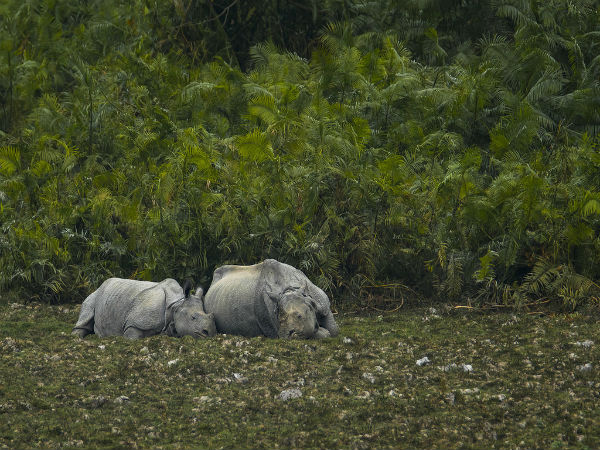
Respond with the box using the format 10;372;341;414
1;302;599;449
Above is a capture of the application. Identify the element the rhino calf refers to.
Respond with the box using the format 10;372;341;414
204;259;339;339
72;278;216;339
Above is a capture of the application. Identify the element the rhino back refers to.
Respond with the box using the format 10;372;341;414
204;269;265;337
93;278;156;337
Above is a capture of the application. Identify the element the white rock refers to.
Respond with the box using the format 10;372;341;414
462;364;473;372
279;388;302;401
460;388;480;394
167;359;179;367
362;372;376;384
578;363;593;372
233;373;249;384
416;356;430;366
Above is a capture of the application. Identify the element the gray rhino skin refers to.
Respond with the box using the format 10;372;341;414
203;259;339;339
72;278;216;339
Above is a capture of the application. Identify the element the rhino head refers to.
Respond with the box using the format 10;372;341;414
277;291;319;339
169;286;216;338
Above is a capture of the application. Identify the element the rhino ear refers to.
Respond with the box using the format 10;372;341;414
254;290;279;338
182;278;194;298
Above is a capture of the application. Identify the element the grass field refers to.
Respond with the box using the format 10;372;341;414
1;301;599;449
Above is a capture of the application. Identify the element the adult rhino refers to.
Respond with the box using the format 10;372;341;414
203;259;339;339
72;278;216;339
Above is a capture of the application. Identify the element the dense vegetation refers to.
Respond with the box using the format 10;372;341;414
1;0;600;308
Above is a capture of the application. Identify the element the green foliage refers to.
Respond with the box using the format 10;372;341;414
0;0;599;310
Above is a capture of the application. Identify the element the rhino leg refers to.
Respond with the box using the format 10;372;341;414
123;327;146;339
314;327;331;339
72;292;97;339
72;328;92;339
319;309;339;337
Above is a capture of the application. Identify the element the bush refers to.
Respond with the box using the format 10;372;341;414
1;0;599;309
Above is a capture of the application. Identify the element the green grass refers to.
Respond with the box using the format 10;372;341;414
1;302;599;449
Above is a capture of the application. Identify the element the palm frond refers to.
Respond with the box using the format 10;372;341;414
0;146;21;176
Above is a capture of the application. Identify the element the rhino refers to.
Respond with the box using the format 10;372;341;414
203;259;339;339
72;278;216;339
